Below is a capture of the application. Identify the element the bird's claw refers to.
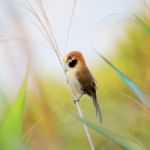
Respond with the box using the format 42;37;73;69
73;97;79;104
73;99;79;104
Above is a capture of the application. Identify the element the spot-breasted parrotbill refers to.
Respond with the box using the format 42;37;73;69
63;50;102;123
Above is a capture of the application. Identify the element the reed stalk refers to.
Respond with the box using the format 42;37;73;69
24;0;95;149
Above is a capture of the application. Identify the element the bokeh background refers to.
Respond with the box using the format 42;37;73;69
0;0;150;150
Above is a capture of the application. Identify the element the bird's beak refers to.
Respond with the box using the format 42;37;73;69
63;56;68;63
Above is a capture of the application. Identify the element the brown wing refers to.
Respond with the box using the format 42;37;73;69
77;66;103;123
76;67;96;96
77;68;102;123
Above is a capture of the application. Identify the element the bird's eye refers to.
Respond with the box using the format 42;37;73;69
67;56;72;60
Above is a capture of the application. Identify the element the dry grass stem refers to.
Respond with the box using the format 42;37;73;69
64;0;77;53
24;0;95;149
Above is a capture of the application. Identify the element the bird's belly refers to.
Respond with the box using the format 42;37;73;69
67;72;83;97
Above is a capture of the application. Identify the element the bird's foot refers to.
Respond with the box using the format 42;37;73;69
73;99;79;104
73;97;79;104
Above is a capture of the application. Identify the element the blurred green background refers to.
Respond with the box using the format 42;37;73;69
0;0;150;150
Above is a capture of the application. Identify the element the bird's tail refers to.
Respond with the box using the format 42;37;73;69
92;94;103;124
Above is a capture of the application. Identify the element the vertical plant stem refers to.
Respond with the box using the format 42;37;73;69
64;0;77;53
25;1;95;149
75;101;95;150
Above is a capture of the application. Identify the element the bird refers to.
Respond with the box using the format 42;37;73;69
63;50;102;123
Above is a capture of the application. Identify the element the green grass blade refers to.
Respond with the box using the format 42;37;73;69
135;16;150;34
93;48;150;108
0;69;28;150
74;114;145;150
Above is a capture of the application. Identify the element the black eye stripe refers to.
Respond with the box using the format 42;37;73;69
68;58;77;68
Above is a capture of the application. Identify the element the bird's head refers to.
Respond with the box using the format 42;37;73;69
63;51;85;68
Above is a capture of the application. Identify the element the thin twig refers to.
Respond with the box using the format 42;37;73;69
25;1;95;149
64;0;77;53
